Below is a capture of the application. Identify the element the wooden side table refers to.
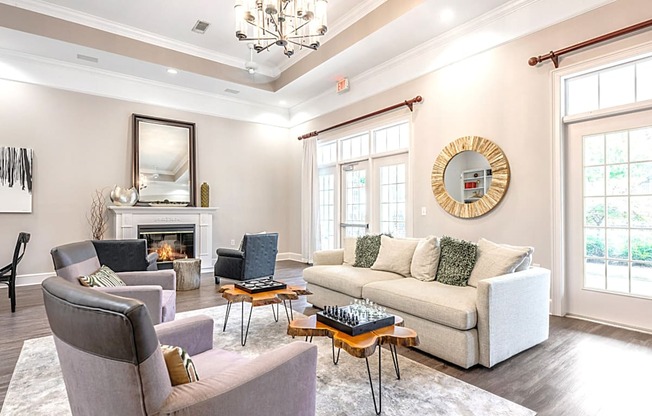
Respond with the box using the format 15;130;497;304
219;284;311;346
288;314;419;415
173;258;201;291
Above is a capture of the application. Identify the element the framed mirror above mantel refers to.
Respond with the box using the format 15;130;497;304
133;114;197;206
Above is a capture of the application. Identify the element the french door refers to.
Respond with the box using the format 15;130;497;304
340;161;369;242
565;110;652;330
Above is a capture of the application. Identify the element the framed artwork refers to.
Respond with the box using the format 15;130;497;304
0;147;33;213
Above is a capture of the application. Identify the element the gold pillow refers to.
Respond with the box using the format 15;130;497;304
161;345;199;386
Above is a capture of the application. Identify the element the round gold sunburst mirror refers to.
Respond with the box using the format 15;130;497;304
431;136;510;218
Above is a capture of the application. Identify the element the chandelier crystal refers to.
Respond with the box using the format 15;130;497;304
234;0;328;58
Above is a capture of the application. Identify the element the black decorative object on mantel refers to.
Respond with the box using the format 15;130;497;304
317;303;395;336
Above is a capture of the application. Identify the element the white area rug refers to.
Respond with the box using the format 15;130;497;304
2;305;535;415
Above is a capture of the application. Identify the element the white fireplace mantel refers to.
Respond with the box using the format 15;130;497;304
108;206;218;272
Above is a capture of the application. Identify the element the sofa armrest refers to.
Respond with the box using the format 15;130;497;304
155;315;214;356
313;249;344;266
95;285;163;324
158;342;318;416
117;270;176;290
476;267;551;368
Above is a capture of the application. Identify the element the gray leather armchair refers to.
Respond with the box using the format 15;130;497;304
50;239;176;324
214;232;278;284
41;276;318;416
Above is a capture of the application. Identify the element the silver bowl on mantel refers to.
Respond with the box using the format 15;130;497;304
110;186;139;206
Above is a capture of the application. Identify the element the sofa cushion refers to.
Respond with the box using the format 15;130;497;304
371;235;418;277
467;238;530;287
343;237;357;265
354;234;385;268
303;265;402;298
410;236;440;281
436;236;477;286
362;278;478;330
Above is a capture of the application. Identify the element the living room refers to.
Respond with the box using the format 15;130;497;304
1;0;652;415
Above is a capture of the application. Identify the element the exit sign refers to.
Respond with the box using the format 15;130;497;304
336;78;350;94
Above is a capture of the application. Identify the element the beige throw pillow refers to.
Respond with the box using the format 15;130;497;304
467;238;530;287
371;235;419;277
410;236;440;281
343;237;357;265
161;345;199;386
499;243;535;271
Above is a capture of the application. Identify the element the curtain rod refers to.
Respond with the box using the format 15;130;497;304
297;95;423;140
529;18;652;68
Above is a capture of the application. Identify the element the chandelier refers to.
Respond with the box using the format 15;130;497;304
234;0;328;58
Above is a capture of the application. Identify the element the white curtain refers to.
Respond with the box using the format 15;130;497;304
301;138;320;263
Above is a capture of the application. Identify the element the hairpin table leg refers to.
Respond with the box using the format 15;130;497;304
365;347;382;415
241;301;254;346
222;301;232;332
332;338;341;365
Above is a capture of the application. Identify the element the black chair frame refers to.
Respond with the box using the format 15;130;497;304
0;232;30;313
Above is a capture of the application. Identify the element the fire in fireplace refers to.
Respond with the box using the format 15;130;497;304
138;224;195;269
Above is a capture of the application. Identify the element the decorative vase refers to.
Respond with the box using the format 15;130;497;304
200;182;210;207
110;185;139;206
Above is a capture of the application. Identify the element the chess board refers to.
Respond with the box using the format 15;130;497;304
234;278;287;294
317;305;395;336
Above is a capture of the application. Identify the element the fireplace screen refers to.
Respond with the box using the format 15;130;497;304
138;224;195;267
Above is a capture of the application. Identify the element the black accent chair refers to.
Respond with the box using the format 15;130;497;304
91;239;158;272
0;232;30;312
214;233;278;283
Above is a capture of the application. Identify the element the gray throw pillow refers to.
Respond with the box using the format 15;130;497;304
435;236;477;286
354;234;387;268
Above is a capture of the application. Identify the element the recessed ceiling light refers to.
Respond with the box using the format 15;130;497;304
167;68;178;74
279;100;287;105
440;9;454;23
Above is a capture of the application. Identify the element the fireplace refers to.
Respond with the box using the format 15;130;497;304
138;224;195;269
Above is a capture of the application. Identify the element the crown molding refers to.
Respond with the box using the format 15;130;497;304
0;0;281;78
0;47;290;127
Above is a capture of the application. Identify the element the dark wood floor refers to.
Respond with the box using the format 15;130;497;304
2;261;652;415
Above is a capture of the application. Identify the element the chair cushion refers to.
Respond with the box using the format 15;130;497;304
303;265;402;298
161;345;199;386
362;278;478;330
436;236;477;286
371;236;419;277
79;265;126;288
191;348;249;377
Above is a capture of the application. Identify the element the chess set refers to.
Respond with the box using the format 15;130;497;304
234;277;287;294
317;300;395;336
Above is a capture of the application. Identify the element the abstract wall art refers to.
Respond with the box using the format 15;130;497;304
0;147;33;213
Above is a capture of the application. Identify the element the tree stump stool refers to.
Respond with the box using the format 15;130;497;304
173;258;201;291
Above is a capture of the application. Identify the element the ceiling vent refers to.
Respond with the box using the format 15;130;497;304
192;20;211;34
224;88;240;95
76;54;98;63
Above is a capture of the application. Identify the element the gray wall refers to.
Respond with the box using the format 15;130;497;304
0;80;300;277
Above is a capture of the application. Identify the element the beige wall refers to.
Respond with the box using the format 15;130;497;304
291;0;652;271
0;80;300;277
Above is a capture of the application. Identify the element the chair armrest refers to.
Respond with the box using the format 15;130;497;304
146;253;159;271
117;270;176;290
158;342;317;416
313;249;344;266
95;285;163;325
216;248;245;259
476;267;551;368
155;315;214;356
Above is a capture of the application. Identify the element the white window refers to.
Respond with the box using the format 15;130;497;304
316;119;411;247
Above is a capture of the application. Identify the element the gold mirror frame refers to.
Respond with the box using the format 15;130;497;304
431;136;510;218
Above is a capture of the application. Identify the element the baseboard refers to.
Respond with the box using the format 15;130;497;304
1;273;56;287
277;252;307;263
565;313;652;335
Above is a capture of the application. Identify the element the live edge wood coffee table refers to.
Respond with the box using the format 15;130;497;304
219;283;311;346
288;314;419;415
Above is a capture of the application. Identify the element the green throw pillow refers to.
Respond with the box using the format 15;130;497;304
435;236;477;286
78;265;126;288
354;234;391;268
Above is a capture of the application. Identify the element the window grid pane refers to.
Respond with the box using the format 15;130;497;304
379;163;406;237
583;125;652;297
373;122;409;154
318;172;335;249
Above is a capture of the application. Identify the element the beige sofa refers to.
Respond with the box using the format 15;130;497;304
303;239;551;369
